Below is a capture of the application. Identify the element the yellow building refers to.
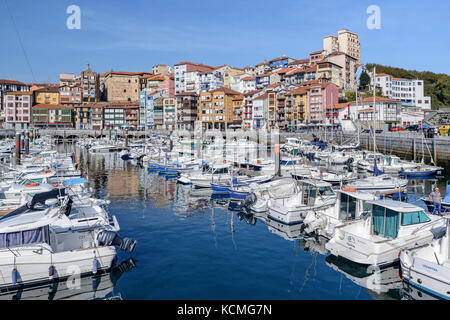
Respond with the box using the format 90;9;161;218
223;66;245;88
317;61;342;89
33;87;60;105
286;87;308;128
198;87;241;130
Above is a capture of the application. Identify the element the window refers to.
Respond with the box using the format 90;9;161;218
372;205;399;239
0;226;48;248
401;211;430;226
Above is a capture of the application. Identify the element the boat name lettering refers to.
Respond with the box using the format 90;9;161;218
422;264;438;272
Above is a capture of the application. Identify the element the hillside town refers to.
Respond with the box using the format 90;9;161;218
0;29;432;132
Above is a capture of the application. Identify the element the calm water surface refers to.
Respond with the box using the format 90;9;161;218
10;144;447;300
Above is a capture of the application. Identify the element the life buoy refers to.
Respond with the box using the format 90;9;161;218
52;183;59;187
342;187;356;192
25;182;39;187
42;170;51;173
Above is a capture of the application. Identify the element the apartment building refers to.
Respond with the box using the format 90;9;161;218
175;92;198;130
32;104;73;128
33;86;60;105
80;63;100;102
198;87;241;130
323;29;361;63
139;90;166;128
174;62;213;95
163;96;176;131
152;64;173;75
317;61;342;88
373;73;431;109
307;82;339;123
74;102;106;130
326;52;358;91
0;80;29;123
104;102;139;129
2;91;33;129
286;87;308;128
59;85;82;107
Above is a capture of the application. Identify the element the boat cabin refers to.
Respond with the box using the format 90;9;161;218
299;179;336;206
369;200;431;239
336;188;377;221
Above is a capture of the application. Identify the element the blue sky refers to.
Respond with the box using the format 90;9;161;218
1;0;449;83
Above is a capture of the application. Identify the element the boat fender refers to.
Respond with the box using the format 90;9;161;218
25;182;39;187
49;265;55;278
93;258;99;275
12;268;18;285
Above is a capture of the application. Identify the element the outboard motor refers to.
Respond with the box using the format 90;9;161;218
242;192;257;210
97;231;137;252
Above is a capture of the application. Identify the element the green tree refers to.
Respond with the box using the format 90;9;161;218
359;70;371;89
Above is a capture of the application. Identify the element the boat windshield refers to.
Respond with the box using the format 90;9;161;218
213;167;229;174
339;193;356;220
0;225;50;249
372;204;399;239
318;186;335;196
401;210;430;226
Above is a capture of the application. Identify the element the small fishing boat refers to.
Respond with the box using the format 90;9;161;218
400;215;450;300
267;179;337;225
0;192;136;290
326;200;445;267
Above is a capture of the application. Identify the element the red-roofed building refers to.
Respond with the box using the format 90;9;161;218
32;103;74;128
174;62;214;94
307;82;339;123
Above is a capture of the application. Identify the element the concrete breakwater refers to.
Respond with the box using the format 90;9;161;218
344;133;450;169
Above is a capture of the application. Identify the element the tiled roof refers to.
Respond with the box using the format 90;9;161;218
197;65;227;74
4;91;33;95
253;93;269;100
174;61;213;69
326;102;349;110
34;87;60;93
350;96;402;104
33;104;72;109
376;73;391;77
242;76;256;81
0;79;26;86
209;87;241;95
310;50;325;55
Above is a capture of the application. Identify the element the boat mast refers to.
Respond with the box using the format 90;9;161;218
372;66;376;154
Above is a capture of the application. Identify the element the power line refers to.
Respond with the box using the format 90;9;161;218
4;0;36;83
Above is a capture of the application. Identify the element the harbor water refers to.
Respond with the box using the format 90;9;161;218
3;143;447;300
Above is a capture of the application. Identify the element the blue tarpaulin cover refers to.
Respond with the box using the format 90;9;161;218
64;178;87;186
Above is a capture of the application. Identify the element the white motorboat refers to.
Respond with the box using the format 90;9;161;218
244;178;297;213
187;164;247;188
303;187;378;238
0;193;136;290
267;179;337;225
399;215;450;300
345;174;407;193
326;200;445;267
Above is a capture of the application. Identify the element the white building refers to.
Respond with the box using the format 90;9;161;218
399;107;424;125
373;73;431;109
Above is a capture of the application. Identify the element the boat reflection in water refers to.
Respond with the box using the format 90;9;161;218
0;258;136;300
325;255;402;300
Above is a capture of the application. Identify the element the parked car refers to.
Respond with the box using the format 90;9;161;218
405;124;420;131
390;126;405;132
